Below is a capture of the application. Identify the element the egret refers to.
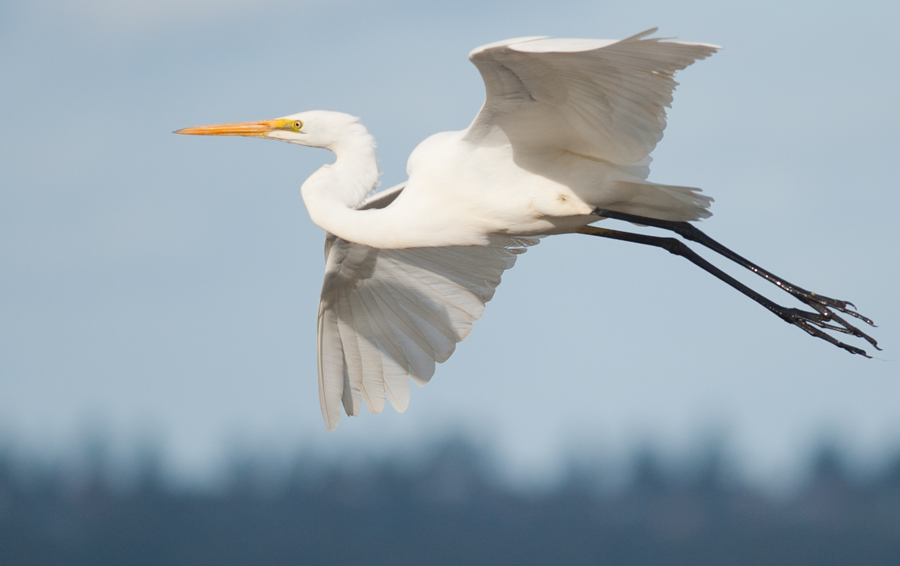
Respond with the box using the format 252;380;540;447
176;29;877;431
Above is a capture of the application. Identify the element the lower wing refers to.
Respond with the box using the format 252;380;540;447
317;234;538;430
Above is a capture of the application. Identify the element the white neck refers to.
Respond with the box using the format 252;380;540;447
300;128;393;246
299;122;482;249
303;125;378;205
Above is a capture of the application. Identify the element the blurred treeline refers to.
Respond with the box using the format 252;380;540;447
2;434;900;565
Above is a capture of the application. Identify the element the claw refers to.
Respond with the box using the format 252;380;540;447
791;291;876;327
813;307;880;350
799;298;879;348
777;301;879;354
795;319;871;358
832;306;876;327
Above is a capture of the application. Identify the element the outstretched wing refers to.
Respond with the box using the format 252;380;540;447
466;28;719;166
317;230;537;431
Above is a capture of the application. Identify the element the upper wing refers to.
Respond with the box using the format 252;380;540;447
317;233;538;430
466;28;719;166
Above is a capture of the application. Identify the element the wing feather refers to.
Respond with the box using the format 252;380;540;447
346;291;386;413
334;298;364;415
354;287;412;412
466;28;719;166
316;235;537;429
316;305;346;431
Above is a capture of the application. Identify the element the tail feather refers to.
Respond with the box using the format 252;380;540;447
605;180;713;222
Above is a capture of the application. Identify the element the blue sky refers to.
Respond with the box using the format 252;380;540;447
1;0;898;487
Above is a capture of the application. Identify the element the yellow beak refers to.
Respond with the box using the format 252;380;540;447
174;119;287;137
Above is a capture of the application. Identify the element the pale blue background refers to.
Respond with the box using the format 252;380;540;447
1;0;898;487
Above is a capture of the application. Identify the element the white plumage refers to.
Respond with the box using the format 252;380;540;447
179;29;720;429
176;29;878;430
306;29;718;429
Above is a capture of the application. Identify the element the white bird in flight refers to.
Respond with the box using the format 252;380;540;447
177;29;877;430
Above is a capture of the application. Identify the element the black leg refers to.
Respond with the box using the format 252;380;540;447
592;208;878;350
576;225;876;357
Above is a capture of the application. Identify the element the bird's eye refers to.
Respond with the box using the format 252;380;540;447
293;120;303;131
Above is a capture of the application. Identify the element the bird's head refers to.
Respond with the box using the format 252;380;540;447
175;110;366;150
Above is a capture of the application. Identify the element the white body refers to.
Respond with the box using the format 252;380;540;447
297;31;717;251
180;29;721;430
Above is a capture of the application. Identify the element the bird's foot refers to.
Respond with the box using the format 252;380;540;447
783;288;879;350
789;289;874;325
774;303;878;357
